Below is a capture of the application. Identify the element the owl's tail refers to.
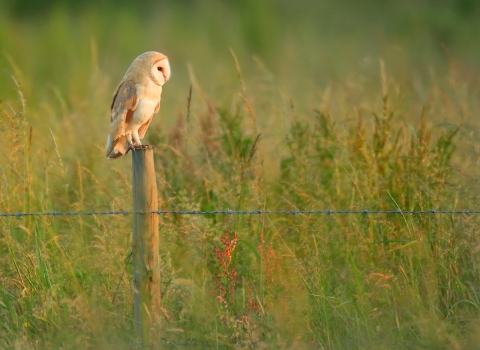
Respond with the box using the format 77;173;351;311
106;134;128;160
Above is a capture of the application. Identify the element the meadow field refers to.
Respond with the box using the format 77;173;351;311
1;0;480;348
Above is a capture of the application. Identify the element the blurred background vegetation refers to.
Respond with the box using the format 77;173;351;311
1;0;480;348
1;0;480;105
1;0;479;164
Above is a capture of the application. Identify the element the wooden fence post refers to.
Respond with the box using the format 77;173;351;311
132;147;161;345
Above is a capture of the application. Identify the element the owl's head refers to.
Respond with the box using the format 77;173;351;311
126;51;171;86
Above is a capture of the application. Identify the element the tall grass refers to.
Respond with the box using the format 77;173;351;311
1;1;480;348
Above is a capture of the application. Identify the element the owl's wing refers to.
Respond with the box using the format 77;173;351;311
138;101;160;139
106;80;138;157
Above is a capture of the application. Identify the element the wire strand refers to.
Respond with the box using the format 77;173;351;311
1;209;479;218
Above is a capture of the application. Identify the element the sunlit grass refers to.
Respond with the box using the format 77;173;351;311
1;2;480;348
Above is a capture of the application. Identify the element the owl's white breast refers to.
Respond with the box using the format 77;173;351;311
128;83;162;131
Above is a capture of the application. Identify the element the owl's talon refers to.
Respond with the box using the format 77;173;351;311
134;144;155;150
126;143;136;154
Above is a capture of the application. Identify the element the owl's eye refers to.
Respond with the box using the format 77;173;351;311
157;67;163;71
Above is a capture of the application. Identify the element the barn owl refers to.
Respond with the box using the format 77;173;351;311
106;51;171;159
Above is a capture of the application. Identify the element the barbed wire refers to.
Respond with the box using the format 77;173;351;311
1;209;480;218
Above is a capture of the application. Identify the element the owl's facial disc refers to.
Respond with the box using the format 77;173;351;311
157;66;166;79
151;57;170;86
